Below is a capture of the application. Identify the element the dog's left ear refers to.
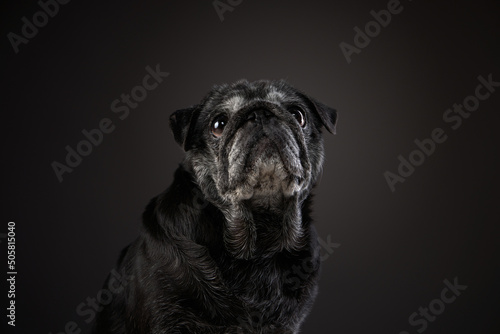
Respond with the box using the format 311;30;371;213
298;92;338;134
311;99;338;134
169;106;199;150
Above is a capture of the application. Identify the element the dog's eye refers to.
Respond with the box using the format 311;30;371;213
290;108;306;127
211;115;228;138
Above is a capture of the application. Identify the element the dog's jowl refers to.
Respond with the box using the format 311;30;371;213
94;80;338;333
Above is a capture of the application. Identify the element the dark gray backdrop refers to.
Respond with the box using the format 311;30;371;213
2;0;499;333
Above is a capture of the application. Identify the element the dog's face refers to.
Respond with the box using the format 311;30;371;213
170;80;337;258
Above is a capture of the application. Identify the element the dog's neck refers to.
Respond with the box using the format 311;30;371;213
172;163;311;259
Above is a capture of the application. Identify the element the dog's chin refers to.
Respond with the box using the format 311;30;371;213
224;140;305;203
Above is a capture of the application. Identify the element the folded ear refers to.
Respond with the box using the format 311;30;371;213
169;106;199;150
312;100;338;134
298;91;338;134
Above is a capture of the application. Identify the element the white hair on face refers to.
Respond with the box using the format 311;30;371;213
222;95;246;113
266;88;286;103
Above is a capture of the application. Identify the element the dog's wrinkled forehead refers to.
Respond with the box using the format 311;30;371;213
203;80;304;114
169;79;337;151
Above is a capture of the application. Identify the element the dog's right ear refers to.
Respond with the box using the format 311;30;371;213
169;106;199;151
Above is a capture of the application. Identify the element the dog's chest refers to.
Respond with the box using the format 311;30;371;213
218;255;312;322
228;261;281;297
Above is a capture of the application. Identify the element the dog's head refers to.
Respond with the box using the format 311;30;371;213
170;80;337;258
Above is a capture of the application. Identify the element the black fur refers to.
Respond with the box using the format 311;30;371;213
94;80;337;333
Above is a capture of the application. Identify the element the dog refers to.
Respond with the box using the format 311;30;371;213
93;79;337;333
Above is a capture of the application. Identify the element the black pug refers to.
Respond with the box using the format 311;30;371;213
94;79;337;333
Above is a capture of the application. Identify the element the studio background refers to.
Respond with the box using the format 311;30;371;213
2;0;499;333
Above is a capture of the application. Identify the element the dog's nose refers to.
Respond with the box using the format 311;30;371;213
246;109;274;122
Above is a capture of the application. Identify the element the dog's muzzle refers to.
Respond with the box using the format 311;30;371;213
216;107;311;201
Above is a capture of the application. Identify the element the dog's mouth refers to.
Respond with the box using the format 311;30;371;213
218;122;310;202
241;137;293;197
